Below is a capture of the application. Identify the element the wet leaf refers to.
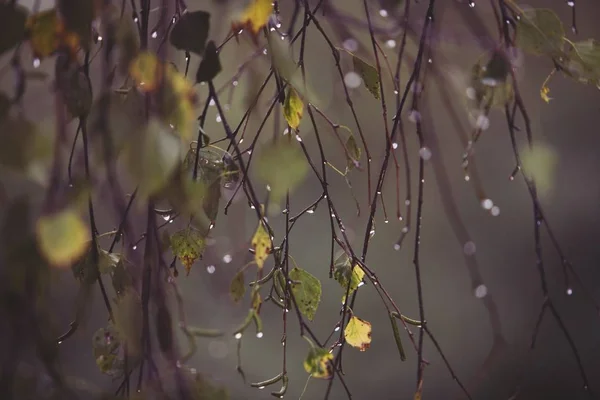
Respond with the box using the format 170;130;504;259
98;249;120;274
303;347;333;379
344;133;361;170
170;227;206;275
0;3;28;56
170;10;210;56
352;53;380;99
289;267;321;321
232;0;273;36
515;8;564;56
559;39;600;85
92;325;123;376
344;315;372;351
333;254;365;296
26;8;62;59
251;221;271;269
36;208;91;268
230;270;246;303
58;0;94;50
125;119;182;198
283;86;304;130
469;60;514;109
196;40;222;83
255;141;309;203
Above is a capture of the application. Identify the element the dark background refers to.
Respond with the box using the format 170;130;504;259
2;0;600;399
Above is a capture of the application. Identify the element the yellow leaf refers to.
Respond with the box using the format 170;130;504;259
540;84;552;103
251;221;271;269
233;0;273;36
283;87;304;130
27;9;61;58
129;51;163;92
36;208;91;268
170;228;206;275
303;347;333;379
344;315;372;351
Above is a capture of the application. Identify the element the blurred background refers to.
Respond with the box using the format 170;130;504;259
2;0;600;399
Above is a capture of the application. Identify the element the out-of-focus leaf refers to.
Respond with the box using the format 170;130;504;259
352;53;380;99
232;0;273;37
129;51;163;92
57;65;93;119
170;227;206;275
255;141;308;203
98;249;120;274
515;8;564;56
230;270;246;303
26;9;61;59
170;10;210;56
116;15;140;75
58;0;94;50
124;119;182;198
344;315;372;351
196;40;221;83
251;221;271;269
558;39;600;86
36;208;91;268
289;267;321;321
469;58;514;109
92;325;123;376
345;133;361;170
0;3;28;56
283;86;304;130
521;143;558;197
0;114;53;174
303;347;333;379
156;304;173;353
333;253;364;296
113;289;143;357
111;258;133;297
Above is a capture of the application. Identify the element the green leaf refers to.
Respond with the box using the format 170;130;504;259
72;246;99;285
558;39;600;85
521;143;558;197
196;40;222;83
0;3;28;57
344;133;361;170
230;270;246;303
36;208;91;268
289;267;321;321
57;0;94;50
516;8;564;56
283;86;304;129
169;10;210;56
111;258;134;297
344;315;372;351
125;119;182;198
352;53;380;99
303;347;333;379
98;249;120;274
255;141;309;203
333;253;365;295
469;59;514;109
170;227;206;275
92;325;123;376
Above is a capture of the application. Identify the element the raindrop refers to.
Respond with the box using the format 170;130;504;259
307;208;315;214
379;9;389;17
33;58;40;68
481;198;494;210
162;214;171;221
259;386;265;390
233;80;239;86
216;115;222;123
334;326;340;332
133;15;139;23
344;71;362;89
411;82;423;93
491;206;500;216
405;199;411;206
223;254;232;263
357;281;365;287
234;332;242;339
465;175;471;181
474;284;487;298
263;48;268;55
384;219;389;224
386;39;396;49
393;243;401;251
58;341;63;345
295;134;302;142
466;87;476;100
408;109;421;123
209;99;216;106
266;184;271;191
392;142;399;149
256;332;264;338
476;114;490;130
132;245;137;250
481;77;498;87
463;241;476;256
343;38;358;52
566;287;573;295
97;35;103;42
469;1;475;7
151;30;158;39
567;1;574;6
207;265;216;274
419;147;432;160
